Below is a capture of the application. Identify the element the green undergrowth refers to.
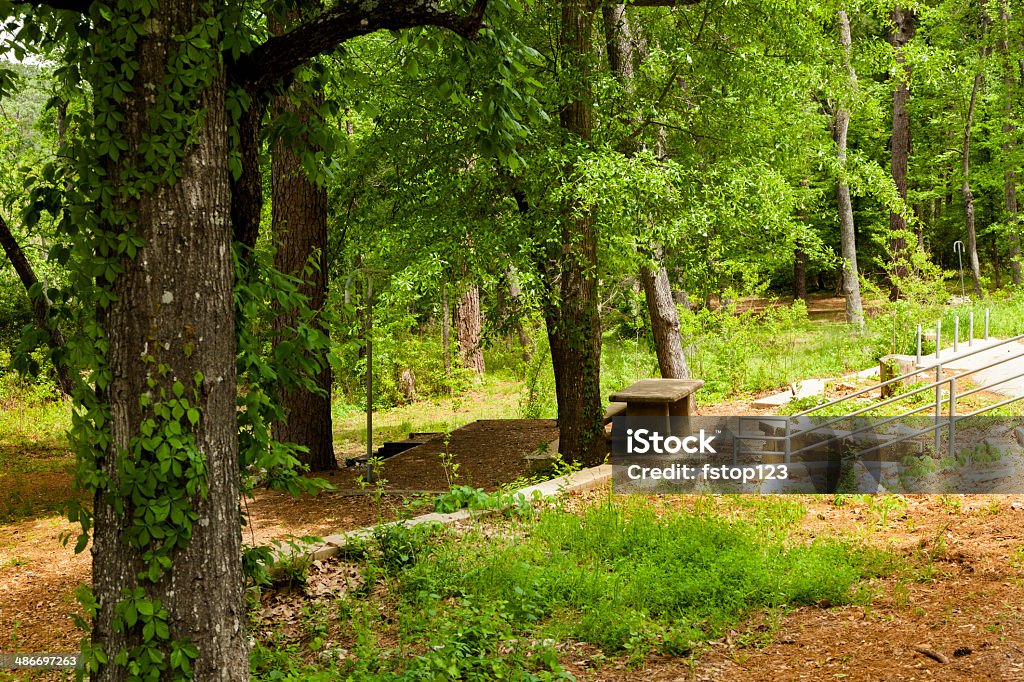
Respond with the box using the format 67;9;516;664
250;496;899;680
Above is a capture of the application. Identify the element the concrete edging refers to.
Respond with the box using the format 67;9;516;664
276;463;613;565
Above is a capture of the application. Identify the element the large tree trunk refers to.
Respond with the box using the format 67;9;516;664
0;214;76;395
89;5;247;680
453;283;485;375
549;0;605;465
887;7;915;300
603;3;689;379
269;78;336;472
999;1;1022;286
834;10;864;325
962;67;985;299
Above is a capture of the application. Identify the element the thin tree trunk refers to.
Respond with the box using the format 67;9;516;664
991;236;1003;289
1000;1;1022;286
506;266;533;359
453;283;485;376
833;13;865;325
603;2;689;379
269;54;336;472
0;214;76;395
888;6;915;300
549;0;605;465
89;3;247;678
441;283;452;383
962;67;985;299
793;246;808;300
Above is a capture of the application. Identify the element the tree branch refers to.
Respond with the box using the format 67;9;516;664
0;212;76;395
231;0;489;97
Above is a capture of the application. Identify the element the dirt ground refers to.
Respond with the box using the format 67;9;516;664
555;491;1024;681
0;419;556;655
249;490;1024;681
4;409;1024;680
717;292;884;322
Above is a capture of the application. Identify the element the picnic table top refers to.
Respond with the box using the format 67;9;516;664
608;378;705;404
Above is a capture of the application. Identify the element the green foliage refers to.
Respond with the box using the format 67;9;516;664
371;522;441;574
432;484;537;517
235;245;334;498
252;497;898;679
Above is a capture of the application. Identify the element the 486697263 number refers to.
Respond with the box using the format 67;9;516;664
0;654;82;669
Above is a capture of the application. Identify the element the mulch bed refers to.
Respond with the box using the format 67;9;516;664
318;418;559;492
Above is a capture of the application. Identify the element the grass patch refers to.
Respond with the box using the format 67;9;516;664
250;495;897;680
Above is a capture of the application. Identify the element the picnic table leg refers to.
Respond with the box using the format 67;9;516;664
626;402;672;436
668;397;694;418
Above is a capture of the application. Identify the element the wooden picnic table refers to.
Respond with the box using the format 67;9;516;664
608;378;704;418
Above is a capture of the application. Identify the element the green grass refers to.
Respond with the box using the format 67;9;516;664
250;495;898;680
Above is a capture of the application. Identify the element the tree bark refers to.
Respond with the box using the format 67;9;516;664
20;0;493;678
887;7;914;300
269;39;336;472
453;283;485;376
89;4;247;679
0;214;76;396
793;246;808;300
603;2;690;379
962;67;985;299
549;0;605;465
639;264;690;378
833;9;864;325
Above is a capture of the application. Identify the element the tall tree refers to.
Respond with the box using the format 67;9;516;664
267;1;336;473
888;6;915;300
7;1;489;679
832;9;863;325
961;42;985;298
998;0;1021;285
602;2;690;379
454;282;485;375
548;0;605;464
269;82;337;472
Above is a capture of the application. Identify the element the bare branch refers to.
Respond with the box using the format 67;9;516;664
231;0;488;97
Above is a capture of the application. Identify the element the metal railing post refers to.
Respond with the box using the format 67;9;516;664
784;418;791;464
916;324;922;365
936;320;942;359
948;375;957;458
935;364;943;457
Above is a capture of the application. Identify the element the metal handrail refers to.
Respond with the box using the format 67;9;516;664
794;332;1024;418
732;333;1024;466
788;344;1024;457
792;344;1024;444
